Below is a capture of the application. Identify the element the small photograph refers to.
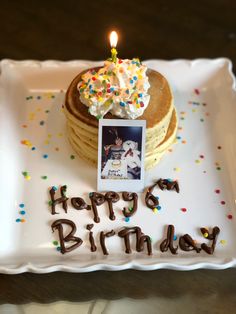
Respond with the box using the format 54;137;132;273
97;119;146;192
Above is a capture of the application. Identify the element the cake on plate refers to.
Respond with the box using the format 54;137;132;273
64;58;177;169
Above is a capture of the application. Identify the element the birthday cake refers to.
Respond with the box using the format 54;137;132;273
64;58;178;169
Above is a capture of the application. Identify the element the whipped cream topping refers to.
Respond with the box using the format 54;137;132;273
77;58;150;119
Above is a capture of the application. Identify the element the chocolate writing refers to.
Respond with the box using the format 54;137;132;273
118;226;152;255
100;230;116;255
157;178;180;193
179;234;201;253
122;192;138;217
200;226;220;254
51;219;83;254
145;183;159;209
160;225;178;254
71;197;91;210
48;186;220;257
145;178;179;209
51;220;220;256
89;192;105;223
49;185;69;215
86;224;97;252
105;191;120;221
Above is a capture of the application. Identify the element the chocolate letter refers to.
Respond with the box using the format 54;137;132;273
118;226;152;255
105;191;120;220
51;219;83;254
86;224;96;252
200;226;220;254
122;192;138;217
89;192;105;223
118;227;142;254
138;234;152;256
157;178;180;193
100;230;115;255
145;191;159;209
160;225;178;254
179;234;201;253
71;197;91;210
49;185;69;215
145;182;159;209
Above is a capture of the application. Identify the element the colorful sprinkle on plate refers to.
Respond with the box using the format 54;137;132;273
174;167;181;172
21;139;32;147
22;171;31;180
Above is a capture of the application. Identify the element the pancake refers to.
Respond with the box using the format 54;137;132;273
64;66;177;169
65;67;173;128
67;108;178;169
145;109;178;169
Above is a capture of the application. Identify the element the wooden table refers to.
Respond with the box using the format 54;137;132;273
0;0;236;307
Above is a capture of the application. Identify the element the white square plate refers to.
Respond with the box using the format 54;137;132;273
0;58;235;273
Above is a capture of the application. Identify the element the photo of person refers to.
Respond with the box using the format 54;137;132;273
97;119;146;191
101;126;143;180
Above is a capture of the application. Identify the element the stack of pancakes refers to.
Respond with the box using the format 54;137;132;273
64;68;177;169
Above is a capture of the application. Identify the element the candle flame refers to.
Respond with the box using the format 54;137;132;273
110;31;118;48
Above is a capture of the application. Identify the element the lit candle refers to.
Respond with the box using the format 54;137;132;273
109;31;118;63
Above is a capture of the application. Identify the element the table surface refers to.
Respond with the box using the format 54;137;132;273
0;0;236;310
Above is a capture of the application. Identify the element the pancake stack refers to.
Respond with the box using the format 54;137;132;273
64;68;177;169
